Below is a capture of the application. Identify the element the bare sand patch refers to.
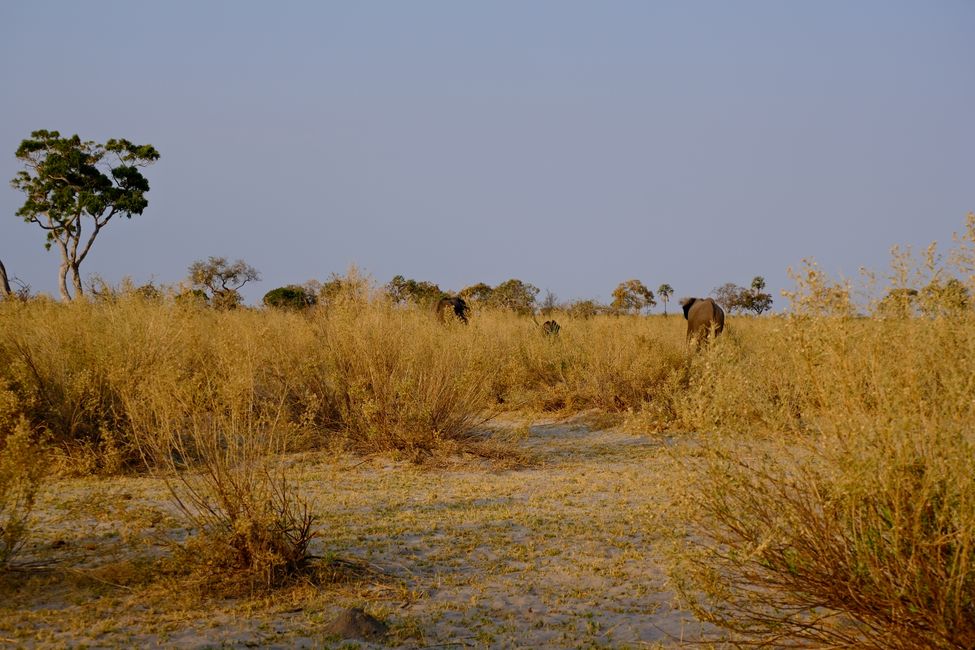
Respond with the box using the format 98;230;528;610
0;420;714;648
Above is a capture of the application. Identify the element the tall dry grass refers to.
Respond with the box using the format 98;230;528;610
118;308;322;591
665;224;975;647
0;286;695;468
317;297;497;457
1;222;973;624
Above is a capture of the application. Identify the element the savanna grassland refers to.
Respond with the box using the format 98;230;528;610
2;232;975;648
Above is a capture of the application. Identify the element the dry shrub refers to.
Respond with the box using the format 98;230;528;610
671;415;975;649
667;250;975;646
670;317;808;435
0;299;133;473
0;417;46;568
121;311;320;593
107;310;315;592
318;298;497;457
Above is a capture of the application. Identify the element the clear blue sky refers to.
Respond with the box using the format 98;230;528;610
2;1;973;307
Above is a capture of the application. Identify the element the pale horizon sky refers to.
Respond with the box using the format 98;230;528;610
2;1;973;308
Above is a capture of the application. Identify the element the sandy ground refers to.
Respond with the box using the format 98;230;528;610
0;419;715;648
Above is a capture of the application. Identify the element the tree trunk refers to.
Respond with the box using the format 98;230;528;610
58;260;72;301
0;258;11;298
71;263;84;299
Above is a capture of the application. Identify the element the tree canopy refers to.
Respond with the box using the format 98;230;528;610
386;275;445;307
459;282;495;305
188;257;260;309
657;283;674;316
487;279;539;315
713;276;774;314
263;285;317;310
611;279;655;314
10;130;159;301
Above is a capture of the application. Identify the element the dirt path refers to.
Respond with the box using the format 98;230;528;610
1;422;712;648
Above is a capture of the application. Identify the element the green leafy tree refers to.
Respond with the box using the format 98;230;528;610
459;282;495;305
742;276;774;314
611;279;656;314
488;279;539;315
657;283;674;316
263;285;317;310
918;277;970;317
10;130;159;301
188;257;260;310
386;275;445;307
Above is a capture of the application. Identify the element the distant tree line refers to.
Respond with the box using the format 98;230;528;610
712;276;774;314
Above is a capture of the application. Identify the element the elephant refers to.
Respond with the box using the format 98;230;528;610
681;297;725;344
435;296;469;324
541;320;561;336
0;258;10;299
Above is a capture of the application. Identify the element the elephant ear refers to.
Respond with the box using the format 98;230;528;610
681;298;696;320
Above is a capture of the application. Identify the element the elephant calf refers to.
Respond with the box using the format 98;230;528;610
435;296;470;324
681;297;725;344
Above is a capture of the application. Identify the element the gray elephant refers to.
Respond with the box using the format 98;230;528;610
681;297;725;343
435;296;470;324
0;258;10;299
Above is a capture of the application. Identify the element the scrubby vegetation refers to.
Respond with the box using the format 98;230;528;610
0;215;973;646
661;217;975;648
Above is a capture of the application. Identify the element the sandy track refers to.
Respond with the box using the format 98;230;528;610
1;421;712;648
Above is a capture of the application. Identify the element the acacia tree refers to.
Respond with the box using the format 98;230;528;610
657;283;674;316
188;257;260;309
611;279;656;314
10;130;159;301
